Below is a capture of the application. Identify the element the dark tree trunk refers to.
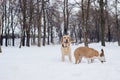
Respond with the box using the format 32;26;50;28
37;0;42;47
99;0;105;46
108;25;111;42
26;29;30;47
50;24;54;44
85;0;90;47
63;0;68;35
0;2;2;52
5;33;8;46
47;23;50;45
42;0;46;46
22;31;25;46
12;32;15;46
33;25;36;45
1;15;4;46
21;0;27;47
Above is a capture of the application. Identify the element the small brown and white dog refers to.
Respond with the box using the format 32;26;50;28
61;35;72;62
74;47;106;64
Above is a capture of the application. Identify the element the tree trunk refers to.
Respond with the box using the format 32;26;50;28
37;0;42;47
1;14;3;46
22;0;27;47
81;0;88;47
99;0;105;46
47;23;50;45
42;0;46;46
51;24;54;44
4;0;8;47
33;25;36;45
115;0;120;46
10;6;15;46
63;0;68;35
26;0;33;47
85;0;90;47
0;6;2;53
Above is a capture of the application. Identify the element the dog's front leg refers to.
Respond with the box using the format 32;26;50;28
68;54;72;62
91;58;94;63
87;58;91;64
62;54;65;62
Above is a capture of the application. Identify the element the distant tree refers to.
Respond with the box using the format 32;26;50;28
42;0;47;46
19;0;27;48
105;0;111;42
26;0;33;47
3;0;8;47
93;1;100;42
115;0;120;46
37;0;42;47
9;0;18;46
0;0;3;53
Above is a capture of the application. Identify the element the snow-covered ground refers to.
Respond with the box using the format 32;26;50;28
0;42;120;80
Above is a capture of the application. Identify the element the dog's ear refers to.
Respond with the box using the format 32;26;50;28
70;38;75;43
61;37;63;43
100;49;104;57
100;48;106;62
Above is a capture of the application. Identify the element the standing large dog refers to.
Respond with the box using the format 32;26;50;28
61;35;72;62
74;47;106;64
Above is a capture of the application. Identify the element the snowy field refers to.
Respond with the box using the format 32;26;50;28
0;42;120;80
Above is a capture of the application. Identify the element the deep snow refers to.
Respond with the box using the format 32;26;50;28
0;42;120;80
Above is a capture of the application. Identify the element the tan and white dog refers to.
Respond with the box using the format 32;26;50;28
74;47;106;64
61;35;72;62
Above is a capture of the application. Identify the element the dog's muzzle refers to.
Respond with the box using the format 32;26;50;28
64;39;69;43
62;44;68;48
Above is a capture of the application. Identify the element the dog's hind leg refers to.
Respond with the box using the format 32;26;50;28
75;55;79;64
87;58;92;64
78;56;82;63
91;58;94;63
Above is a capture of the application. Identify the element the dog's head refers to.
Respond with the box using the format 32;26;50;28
98;49;106;63
61;35;71;48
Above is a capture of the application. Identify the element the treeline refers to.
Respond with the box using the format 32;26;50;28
0;0;120;50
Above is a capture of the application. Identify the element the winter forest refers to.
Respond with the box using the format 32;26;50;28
0;0;120;52
1;0;120;80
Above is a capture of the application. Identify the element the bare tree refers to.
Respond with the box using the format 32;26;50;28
81;0;90;47
63;0;69;35
99;0;105;46
19;0;27;48
85;0;90;47
42;0;47;46
115;0;120;46
0;0;3;53
37;0;42;47
26;0;33;47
